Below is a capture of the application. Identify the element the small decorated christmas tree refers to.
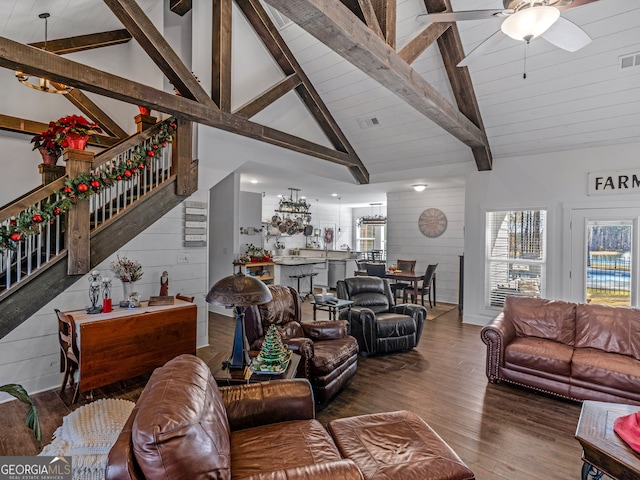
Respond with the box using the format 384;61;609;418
257;325;291;369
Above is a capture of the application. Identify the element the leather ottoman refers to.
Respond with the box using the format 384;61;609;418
327;410;475;480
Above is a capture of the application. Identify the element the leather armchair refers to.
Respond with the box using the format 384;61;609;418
243;285;358;403
337;277;427;355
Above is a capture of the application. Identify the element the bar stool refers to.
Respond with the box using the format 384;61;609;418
289;272;318;300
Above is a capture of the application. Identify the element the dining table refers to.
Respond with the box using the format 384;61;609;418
353;269;436;306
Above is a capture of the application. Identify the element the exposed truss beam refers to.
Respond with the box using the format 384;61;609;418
424;0;491;170
0;36;367;182
169;0;192;16
103;0;217;109
398;22;450;65
0;113;119;147
264;0;488;151
371;0;396;48
212;0;232;111
30;29;132;55
234;74;302;119
236;0;368;182
356;0;384;39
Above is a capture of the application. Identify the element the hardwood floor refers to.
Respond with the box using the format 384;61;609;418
0;303;587;480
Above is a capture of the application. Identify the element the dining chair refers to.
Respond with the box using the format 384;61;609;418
55;309;81;403
403;263;438;307
355;259;368;271
365;262;386;278
390;259;416;299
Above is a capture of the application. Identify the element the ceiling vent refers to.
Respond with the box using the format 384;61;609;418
261;2;292;30
357;117;381;129
619;52;640;71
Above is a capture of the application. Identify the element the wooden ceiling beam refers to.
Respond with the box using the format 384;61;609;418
169;0;192;16
236;0;368;180
0;36;367;183
212;0;232;111
103;0;217;109
356;0;384;39
424;0;492;170
398;22;450;65
29;29;132;55
0;113;118;147
264;0;488;150
371;0;396;48
56;85;128;139
234;74;302;119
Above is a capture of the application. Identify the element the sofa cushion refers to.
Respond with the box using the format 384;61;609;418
575;303;640;359
504;296;577;345
230;419;341;478
132;355;231;480
571;348;640;394
375;313;416;338
504;337;574;377
310;337;359;377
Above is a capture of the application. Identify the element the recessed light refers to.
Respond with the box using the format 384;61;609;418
250;179;258;184
277;194;282;198
413;184;427;192
331;193;338;197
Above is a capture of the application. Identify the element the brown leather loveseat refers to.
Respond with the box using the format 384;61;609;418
106;354;475;480
481;296;640;404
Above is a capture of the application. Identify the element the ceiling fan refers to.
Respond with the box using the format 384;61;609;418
417;0;597;67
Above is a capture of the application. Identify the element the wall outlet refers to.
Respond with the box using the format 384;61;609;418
177;253;190;264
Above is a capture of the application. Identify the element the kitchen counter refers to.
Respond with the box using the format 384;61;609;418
274;258;327;266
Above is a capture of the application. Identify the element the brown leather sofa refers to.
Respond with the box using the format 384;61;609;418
481;296;640;404
336;277;427;355
243;284;358;403
106;354;475;480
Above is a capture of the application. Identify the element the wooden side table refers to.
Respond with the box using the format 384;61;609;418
575;400;640;480
209;351;301;386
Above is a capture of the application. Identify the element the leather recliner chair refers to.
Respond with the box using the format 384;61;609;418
337;276;427;355
243;285;358;403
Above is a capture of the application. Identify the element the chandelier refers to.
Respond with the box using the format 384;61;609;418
357;203;386;226
15;13;72;94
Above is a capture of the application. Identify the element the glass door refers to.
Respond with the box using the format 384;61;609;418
570;209;640;306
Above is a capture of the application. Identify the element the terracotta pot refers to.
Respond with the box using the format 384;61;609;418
138;106;151;115
38;147;58;165
65;133;89;150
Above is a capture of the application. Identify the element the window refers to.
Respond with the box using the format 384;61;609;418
356;224;386;257
486;209;547;308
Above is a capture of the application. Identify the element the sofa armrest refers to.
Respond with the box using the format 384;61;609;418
301;320;348;340
246;459;363;480
480;312;517;382
220;378;315;431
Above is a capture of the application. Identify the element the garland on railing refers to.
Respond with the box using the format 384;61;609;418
0;118;177;252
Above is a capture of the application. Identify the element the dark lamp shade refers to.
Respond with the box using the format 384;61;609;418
206;273;272;307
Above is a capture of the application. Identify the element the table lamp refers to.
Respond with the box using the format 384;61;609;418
206;272;272;370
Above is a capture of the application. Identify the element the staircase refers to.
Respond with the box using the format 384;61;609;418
0;117;196;338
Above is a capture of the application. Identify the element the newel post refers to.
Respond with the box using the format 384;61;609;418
135;113;157;133
64;148;95;275
172;118;197;196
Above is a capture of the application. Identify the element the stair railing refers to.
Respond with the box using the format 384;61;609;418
0;117;177;299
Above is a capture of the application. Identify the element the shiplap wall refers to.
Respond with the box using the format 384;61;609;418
387;188;464;305
0;198;209;397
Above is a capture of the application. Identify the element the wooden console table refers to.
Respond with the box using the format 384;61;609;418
63;299;197;396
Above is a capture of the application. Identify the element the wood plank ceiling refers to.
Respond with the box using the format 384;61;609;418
0;0;639;195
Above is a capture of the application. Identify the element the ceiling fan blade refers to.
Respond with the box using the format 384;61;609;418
416;9;508;23
541;16;591;52
457;30;509;67
556;0;601;12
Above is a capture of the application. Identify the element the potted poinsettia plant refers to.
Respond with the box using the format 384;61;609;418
31;128;64;165
54;114;103;150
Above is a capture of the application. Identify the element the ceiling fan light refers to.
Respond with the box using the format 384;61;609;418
501;6;560;42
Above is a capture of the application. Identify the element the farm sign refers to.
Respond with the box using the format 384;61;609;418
588;169;640;196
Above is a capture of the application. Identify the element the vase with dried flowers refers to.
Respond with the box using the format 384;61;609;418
31;128;63;165
54;114;103;150
110;255;143;303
